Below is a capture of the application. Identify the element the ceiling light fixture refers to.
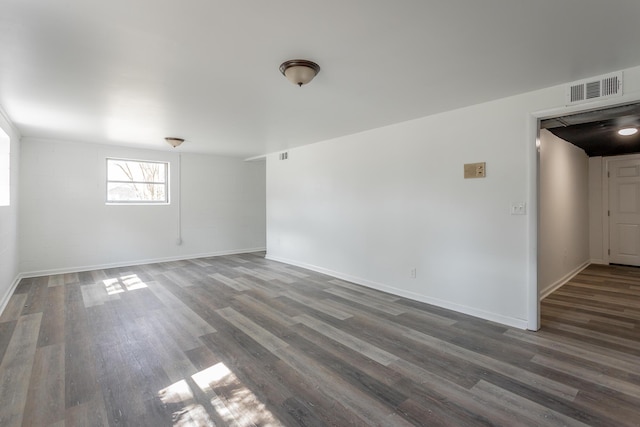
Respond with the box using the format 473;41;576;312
279;59;320;87
165;137;185;148
618;127;638;136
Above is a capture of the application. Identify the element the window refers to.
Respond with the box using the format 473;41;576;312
0;128;9;207
106;158;168;204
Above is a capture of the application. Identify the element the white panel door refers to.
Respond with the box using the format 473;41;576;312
609;159;640;266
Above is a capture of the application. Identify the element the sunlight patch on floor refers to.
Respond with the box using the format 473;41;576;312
103;274;148;295
159;379;215;427
192;362;282;427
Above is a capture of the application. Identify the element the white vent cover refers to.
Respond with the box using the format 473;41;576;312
566;71;623;105
279;151;289;160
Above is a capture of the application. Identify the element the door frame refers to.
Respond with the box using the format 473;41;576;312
603;153;640;266
527;93;640;331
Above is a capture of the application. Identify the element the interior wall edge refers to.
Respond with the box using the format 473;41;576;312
538;129;590;296
265;254;529;330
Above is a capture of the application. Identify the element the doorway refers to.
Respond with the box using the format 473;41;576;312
532;100;640;330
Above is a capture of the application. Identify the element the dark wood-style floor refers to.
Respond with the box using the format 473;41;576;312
0;255;639;426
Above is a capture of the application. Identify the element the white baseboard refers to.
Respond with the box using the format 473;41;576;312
539;260;591;301
266;254;528;330
589;258;607;265
0;273;23;317
19;247;267;279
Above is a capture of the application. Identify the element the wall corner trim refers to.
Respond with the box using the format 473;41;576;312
539;260;591;301
0;104;21;138
19;247;267;279
0;274;24;317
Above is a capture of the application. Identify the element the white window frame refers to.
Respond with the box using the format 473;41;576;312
106;158;169;205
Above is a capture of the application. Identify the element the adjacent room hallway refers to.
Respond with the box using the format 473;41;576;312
0;254;638;426
540;263;640;361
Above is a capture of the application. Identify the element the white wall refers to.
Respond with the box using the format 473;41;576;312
19;139;265;274
266;65;640;329
538;129;590;298
0;109;21;312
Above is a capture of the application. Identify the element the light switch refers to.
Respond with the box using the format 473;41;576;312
511;202;526;215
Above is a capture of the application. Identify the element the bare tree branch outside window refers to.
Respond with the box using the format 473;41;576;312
106;159;168;203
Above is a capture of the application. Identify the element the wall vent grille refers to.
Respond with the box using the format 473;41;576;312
566;71;623;105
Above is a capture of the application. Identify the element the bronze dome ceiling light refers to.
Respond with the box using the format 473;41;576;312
165;137;185;148
279;59;320;87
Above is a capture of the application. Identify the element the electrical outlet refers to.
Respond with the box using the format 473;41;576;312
410;268;417;278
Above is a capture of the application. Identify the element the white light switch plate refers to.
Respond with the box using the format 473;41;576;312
511;202;526;215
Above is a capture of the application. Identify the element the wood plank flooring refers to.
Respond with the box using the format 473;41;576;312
1;255;639;426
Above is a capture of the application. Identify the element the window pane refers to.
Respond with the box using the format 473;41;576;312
107;183;167;202
106;158;168;204
107;159;166;182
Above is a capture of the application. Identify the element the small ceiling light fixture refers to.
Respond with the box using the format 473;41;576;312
165;137;185;148
618;127;638;136
279;59;320;87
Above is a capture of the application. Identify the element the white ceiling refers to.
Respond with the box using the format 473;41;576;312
2;0;640;158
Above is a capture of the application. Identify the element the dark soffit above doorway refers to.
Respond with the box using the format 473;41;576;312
541;103;640;157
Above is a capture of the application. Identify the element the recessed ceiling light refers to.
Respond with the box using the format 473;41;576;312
618;127;638;136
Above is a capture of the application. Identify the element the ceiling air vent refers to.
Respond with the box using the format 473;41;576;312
279;151;289;160
566;71;623;105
